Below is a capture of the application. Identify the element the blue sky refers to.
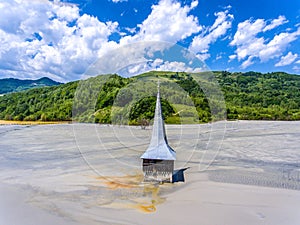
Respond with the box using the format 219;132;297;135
0;0;300;82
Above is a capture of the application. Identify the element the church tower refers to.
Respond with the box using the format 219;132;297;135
141;81;176;183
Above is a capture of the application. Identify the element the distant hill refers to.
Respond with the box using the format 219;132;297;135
0;77;62;94
0;71;299;122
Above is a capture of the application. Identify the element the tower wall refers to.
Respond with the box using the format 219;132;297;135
142;159;174;183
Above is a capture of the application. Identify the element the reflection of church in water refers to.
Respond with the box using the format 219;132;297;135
141;82;186;183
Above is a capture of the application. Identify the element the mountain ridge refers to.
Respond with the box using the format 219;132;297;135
0;71;299;122
0;77;62;94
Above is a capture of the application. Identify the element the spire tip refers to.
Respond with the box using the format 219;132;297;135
157;80;160;93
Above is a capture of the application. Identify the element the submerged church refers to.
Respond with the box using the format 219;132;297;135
141;82;176;183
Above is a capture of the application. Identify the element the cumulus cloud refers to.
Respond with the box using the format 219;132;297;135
241;56;254;69
259;29;300;61
189;9;233;60
115;60;198;77
196;53;211;61
275;52;298;67
263;15;288;32
230;19;265;47
156;61;198;72
230;16;300;69
0;0;120;81
121;0;201;44
123;59;204;76
0;0;206;81
3;0;297;81
52;2;80;22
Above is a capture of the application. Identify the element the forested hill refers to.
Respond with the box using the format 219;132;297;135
0;77;61;94
0;71;299;123
214;71;300;120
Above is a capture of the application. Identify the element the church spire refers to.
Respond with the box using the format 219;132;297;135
141;81;176;160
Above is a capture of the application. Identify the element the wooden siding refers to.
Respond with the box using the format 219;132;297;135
142;159;174;183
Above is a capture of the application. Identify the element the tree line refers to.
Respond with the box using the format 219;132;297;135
0;71;299;123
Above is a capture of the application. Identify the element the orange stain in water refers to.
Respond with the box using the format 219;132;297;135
104;180;136;189
93;173;167;213
94;173;144;189
136;204;156;213
133;184;166;213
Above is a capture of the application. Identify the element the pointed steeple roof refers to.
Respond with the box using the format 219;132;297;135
141;81;176;160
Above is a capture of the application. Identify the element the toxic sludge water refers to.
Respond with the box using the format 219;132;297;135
1;122;300;225
94;173;172;213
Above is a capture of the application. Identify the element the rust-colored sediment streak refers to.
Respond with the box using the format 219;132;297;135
135;204;156;213
93;173;167;213
95;173;144;189
104;180;136;189
134;184;166;213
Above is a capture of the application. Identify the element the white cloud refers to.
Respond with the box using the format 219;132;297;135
228;54;236;61
122;60;194;76
152;58;164;68
155;60;204;73
196;53;210;61
296;60;300;64
216;54;222;60
86;39;207;78
0;0;119;81
3;0;297;81
190;0;198;9
52;2;79;22
121;0;201;44
189;10;233;59
156;61;188;71
112;0;128;3
263;15;288;32
275;52;298;67
0;0;207;81
241;56;254;69
259;29;300;61
230;16;300;69
125;27;136;34
127;63;149;75
230;19;265;47
293;65;300;72
235;37;265;60
230;16;288;49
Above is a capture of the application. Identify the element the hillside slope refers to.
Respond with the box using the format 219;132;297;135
0;77;61;94
0;71;299;122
